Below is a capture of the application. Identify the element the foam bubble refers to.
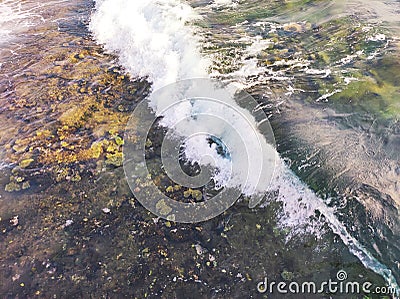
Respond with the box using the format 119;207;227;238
89;0;210;91
210;0;240;9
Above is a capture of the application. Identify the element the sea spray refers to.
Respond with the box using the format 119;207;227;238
89;0;209;92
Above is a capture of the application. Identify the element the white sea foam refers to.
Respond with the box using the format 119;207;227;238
150;80;277;198
89;0;209;92
210;0;240;9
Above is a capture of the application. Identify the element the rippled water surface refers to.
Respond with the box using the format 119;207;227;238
0;0;399;297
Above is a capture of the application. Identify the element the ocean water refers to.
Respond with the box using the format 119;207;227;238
0;0;399;297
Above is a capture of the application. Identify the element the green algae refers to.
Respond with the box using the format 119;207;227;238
105;152;123;167
19;159;34;169
203;3;397;123
330;76;400;118
183;188;203;201
4;174;31;192
265;15;397;119
317;52;400;119
204;0;329;26
155;199;173;216
114;135;124;146
5;181;21;193
21;181;31;190
297;19;399;119
165;186;174;193
281;270;295;281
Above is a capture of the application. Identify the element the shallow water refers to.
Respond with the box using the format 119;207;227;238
195;0;400;289
0;0;399;297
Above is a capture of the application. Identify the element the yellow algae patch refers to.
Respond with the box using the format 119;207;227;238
58;96;130;133
19;158;34;169
39;140;105;164
1;38;144;187
283;22;304;32
156;199;172;216
105;152;123;167
183;189;203;201
59;105;88;128
165;186;174;193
